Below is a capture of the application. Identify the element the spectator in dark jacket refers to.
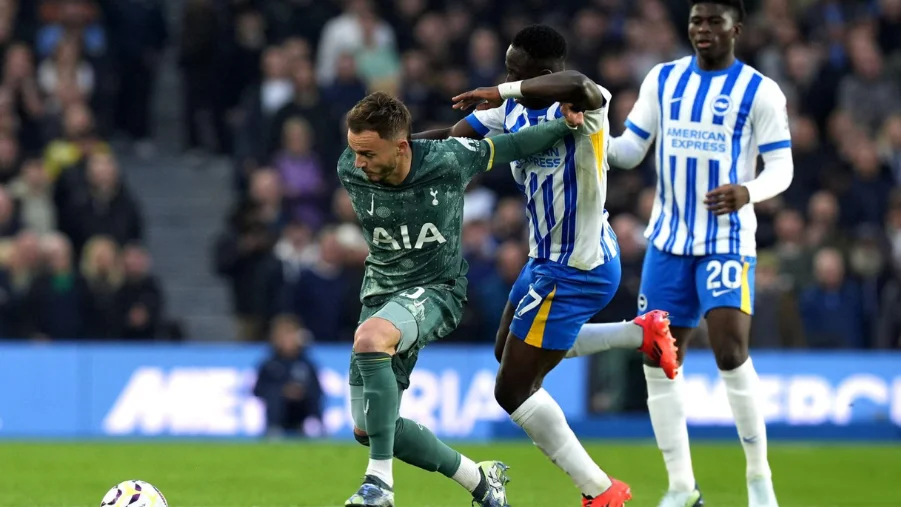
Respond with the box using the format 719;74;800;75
101;0;169;154
233;46;294;189
286;226;350;342
842;139;894;228
321;53;366;120
62;152;143;256
800;247;865;348
22;233;86;339
253;314;322;438
117;243;164;339
6;231;41;317
268;59;337;165
0;185;21;239
256;221;314;334
0;261;22;338
178;0;222;155
80;235;123;339
214;169;284;340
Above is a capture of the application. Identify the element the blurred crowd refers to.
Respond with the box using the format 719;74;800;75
209;0;901;351
207;0;901;349
9;0;894;351
0;0;173;340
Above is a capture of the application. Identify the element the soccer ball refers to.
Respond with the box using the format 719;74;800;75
100;480;168;507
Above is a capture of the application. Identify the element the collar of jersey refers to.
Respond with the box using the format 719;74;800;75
689;55;743;77
397;141;425;186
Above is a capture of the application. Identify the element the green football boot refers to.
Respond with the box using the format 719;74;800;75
345;475;395;507
472;461;511;507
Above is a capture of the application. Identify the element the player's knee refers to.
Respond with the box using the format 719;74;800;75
493;374;529;414
714;344;748;371
707;311;750;371
353;427;370;447
710;327;749;370
493;381;513;413
354;318;399;354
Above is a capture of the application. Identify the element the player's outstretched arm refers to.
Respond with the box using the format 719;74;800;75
488;112;580;165
453;71;604;112
450;107;581;181
412;117;483;141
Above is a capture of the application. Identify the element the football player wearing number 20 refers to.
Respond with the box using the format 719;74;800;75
603;0;793;506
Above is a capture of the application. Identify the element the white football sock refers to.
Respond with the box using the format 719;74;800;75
566;321;643;358
720;358;772;480
451;455;482;492
510;388;612;497
366;458;393;487
644;365;695;492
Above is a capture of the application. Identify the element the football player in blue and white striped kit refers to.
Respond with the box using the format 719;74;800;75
572;0;792;505
417;25;681;507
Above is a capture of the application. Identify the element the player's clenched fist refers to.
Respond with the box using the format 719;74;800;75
559;103;583;128
705;184;751;215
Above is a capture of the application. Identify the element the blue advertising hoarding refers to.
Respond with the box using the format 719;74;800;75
0;342;584;439
0;342;899;440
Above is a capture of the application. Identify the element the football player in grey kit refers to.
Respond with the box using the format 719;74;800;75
339;91;585;507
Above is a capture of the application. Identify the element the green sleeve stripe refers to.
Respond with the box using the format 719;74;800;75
484;138;495;171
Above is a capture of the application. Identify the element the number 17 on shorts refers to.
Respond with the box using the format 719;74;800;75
508;260;618;351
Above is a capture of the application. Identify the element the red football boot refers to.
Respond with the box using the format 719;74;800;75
634;310;679;379
582;479;633;507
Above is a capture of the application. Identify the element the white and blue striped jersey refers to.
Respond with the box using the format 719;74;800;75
465;86;619;271
625;56;792;258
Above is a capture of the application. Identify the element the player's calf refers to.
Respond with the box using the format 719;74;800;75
353;420;511;506
497;337;617;501
642;324;697;495
351;317;404;493
707;309;774;496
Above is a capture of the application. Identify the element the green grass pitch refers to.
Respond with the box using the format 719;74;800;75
1;441;898;507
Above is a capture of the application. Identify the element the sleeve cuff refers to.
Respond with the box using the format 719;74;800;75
624;119;651;140
483;138;495;171
465;114;491;136
759;140;792;153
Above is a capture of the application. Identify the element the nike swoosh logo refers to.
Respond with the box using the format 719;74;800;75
668;97;683;103
712;289;735;297
367;195;374;215
741;435;759;444
413;298;428;308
